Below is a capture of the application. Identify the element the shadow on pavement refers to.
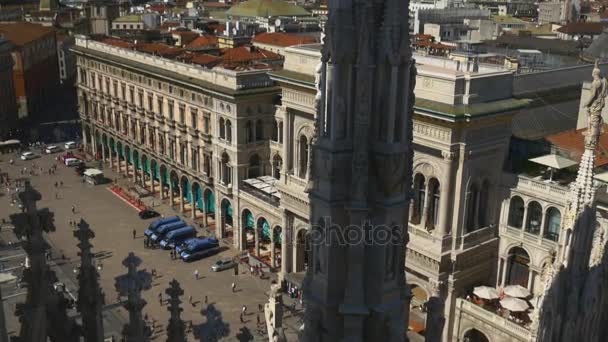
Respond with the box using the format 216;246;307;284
193;304;230;342
235;326;254;341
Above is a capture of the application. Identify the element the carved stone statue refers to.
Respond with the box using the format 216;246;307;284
584;61;608;146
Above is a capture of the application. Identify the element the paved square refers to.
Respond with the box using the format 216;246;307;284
0;150;302;341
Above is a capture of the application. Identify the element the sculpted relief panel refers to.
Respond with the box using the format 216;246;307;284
413;121;451;143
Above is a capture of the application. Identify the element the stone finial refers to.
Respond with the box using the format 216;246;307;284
165;279;187;342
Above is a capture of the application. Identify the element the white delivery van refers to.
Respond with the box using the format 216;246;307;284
45;145;60;154
64;141;78;149
64;158;82;167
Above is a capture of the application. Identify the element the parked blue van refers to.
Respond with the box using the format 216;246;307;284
150;221;186;242
159;226;197;249
180;237;220;262
144;216;180;237
175;238;199;254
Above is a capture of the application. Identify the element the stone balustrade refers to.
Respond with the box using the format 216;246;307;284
515;175;569;198
456;298;531;341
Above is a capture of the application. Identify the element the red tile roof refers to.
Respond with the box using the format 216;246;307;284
0;22;55;46
252;32;317;47
135;43;183;58
185;35;219;49
557;22;608;35
220;46;282;64
546;124;608;167
101;38;134;49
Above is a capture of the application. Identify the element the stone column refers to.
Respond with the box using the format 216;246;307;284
255;223;260;256
280;215;289;281
271;233;276;268
82;126;88;153
420;181;430;229
109;149;114;169
132;157;137;184
520;205;529;237
101;144;106;163
527;269;534;291
169;181;174;207
538;209;547;241
202;196;208;228
191;185;196;220
179;184;185;212
150;175;155;195
501;257;508;287
437;151;455;237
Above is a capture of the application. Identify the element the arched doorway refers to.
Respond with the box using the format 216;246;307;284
159;164;169;200
294;229;309;273
256;217;270;259
220;199;233;239
169;170;180;208
506;247;531;288
180;176;191;213
192;182;202;220
204;189;215;228
124;145;132;177
242;209;255;251
463;329;490;342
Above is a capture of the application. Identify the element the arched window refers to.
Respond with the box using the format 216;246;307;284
272;154;283;180
526;201;542;235
508;196;524;228
478;180;490;227
298;135;308;178
226;120;232;142
544;207;561;241
465;184;479;233
272;120;278;141
245;120;253;143
219;117;225;139
427;178;440;230
248;154;260;178
412;174;425;225
221;152;231;184
463;329;490;342
506;247;530;287
256;120;264;141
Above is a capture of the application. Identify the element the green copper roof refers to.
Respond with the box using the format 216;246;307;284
226;0;310;18
39;0;58;11
114;14;143;23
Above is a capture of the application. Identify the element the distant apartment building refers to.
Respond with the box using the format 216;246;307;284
87;1;121;35
538;1;564;24
0;36;17;139
0;22;60;121
57;34;76;85
252;32;317;56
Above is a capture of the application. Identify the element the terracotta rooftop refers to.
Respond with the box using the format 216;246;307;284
545;124;608;167
252;32;317;47
186;35;219;49
135;43;183;58
557;22;608;35
101;38;134;49
221;46;282;64
0;22;55;46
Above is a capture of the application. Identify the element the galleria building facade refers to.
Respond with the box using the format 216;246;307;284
74;34;608;342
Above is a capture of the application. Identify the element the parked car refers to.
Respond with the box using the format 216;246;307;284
64;158;82;167
211;259;237;272
20;152;35;160
139;209;160;219
64;141;78;149
45;145;60;154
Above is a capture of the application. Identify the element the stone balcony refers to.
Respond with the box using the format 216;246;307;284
454;298;531;342
510;174;569;203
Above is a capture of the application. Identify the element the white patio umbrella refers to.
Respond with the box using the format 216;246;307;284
500;297;529;312
503;285;531;298
473;286;500;300
529;154;577;181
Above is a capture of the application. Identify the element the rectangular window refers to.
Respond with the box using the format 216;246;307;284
190;109;197;129
138;90;143;107
157;97;164;116
129;87;134;104
203;114;210;134
179;106;185;124
168;101;174;119
121;83;126;99
147;94;153;111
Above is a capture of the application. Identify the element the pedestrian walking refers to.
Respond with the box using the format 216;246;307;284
60;181;63;187
231;282;236;293
54;182;58;188
55;192;58;199
188;295;193;304
194;269;199;280
242;305;247;316
132;229;136;239
204;295;208;304
239;313;244;323
158;292;162;305
258;303;263;312
71;205;75;214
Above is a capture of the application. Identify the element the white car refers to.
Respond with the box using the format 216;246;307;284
64;141;78;149
45;145;60;154
20;152;35;160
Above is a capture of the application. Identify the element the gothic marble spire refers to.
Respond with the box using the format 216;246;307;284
74;219;105;342
15;181;51;342
302;0;416;341
531;61;608;342
115;252;152;342
165;279;187;342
